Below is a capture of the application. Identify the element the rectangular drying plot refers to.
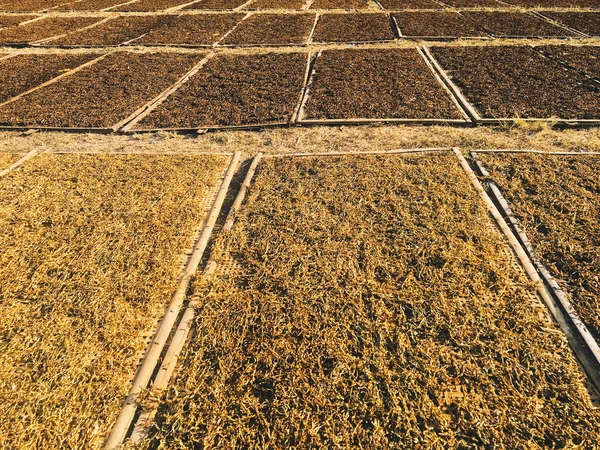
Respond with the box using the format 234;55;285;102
309;0;370;8
393;11;488;38
302;48;465;121
312;13;395;43
543;12;600;37
536;45;600;79
144;152;600;449
220;13;315;45
0;16;101;43
135;52;307;129
0;51;203;129
0;153;228;449
430;45;600;120
463;11;578;38
49;15;169;46
135;13;243;45
479;152;600;345
0;53;96;103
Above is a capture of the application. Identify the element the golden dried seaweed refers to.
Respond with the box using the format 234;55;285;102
142;153;600;449
0;153;227;448
479;153;600;344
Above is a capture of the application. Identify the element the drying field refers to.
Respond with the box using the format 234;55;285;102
50;16;169;46
135;52;307;129
312;13;395;43
393;11;487;38
430;45;600;120
544;11;600;36
0;150;21;170
142;152;600;448
0;16;101;44
0;53;96;103
0;52;202;129
220;13;315;46
478;153;600;345
536;44;600;78
301;48;463;121
0;152;228;448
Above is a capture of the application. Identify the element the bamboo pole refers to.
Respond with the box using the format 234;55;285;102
457;147;600;397
130;152;263;444
0;148;42;178
104;151;241;450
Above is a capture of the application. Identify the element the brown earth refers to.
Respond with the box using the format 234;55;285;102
543;11;600;36
536;44;600;79
51;15;168;46
312;13;395;42
142;153;600;449
137;13;243;45
309;0;370;8
137;52;307;128
479;153;600;345
431;45;600;119
0;52;203;128
463;11;578;37
303;48;463;120
222;13;315;45
0;53;96;103
0;16;101;43
393;11;488;37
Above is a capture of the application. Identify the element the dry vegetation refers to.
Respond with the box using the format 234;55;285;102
2;124;600;155
478;153;600;344
141;153;600;449
0;153;227;448
0;150;23;170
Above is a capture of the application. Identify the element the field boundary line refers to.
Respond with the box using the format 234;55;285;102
105;0;139;10
31;16;110;45
531;11;589;38
0;51;110;109
49;150;233;155
0;148;42;178
235;0;256;11
474;149;600;155
165;0;203;12
128;152;263;445
295;48;320;122
464;149;600;397
265;147;452;157
118;52;215;132
214;11;252;46
129;153;261;444
104;151;241;450
421;45;481;122
306;11;319;44
421;45;600;127
418;46;471;122
291;51;315;123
